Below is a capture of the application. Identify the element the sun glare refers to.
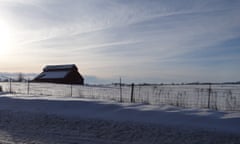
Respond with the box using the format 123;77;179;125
0;20;13;58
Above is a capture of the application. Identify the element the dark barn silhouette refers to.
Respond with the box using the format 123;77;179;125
33;64;84;85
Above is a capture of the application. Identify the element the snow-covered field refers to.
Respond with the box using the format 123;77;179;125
0;92;240;143
1;82;240;111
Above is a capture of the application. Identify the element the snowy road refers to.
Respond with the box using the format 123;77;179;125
0;110;240;144
0;94;240;143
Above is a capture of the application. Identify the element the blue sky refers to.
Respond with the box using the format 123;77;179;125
0;0;240;83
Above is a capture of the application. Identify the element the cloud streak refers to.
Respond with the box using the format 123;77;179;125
1;0;240;83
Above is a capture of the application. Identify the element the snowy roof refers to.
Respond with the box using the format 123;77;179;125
38;71;69;79
44;64;77;71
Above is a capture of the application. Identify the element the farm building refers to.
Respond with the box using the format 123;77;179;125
33;64;84;85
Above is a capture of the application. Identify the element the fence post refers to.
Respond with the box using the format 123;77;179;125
27;80;30;95
70;83;73;97
208;83;212;109
120;77;122;102
131;83;135;103
9;78;12;93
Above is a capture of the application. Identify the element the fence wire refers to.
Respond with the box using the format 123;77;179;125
0;82;240;111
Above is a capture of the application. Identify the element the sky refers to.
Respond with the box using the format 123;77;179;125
0;0;240;83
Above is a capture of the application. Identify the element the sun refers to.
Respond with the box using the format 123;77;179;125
0;20;13;57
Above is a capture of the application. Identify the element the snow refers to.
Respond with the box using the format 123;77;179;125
1;110;239;144
0;82;240;111
1;83;240;143
0;93;240;134
0;93;240;143
37;71;69;79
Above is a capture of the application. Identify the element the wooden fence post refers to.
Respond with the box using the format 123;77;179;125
131;83;135;103
120;77;122;102
27;80;30;95
208;83;212;108
70;83;73;97
9;78;12;93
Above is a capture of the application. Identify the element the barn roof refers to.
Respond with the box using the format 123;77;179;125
44;64;77;71
38;71;69;79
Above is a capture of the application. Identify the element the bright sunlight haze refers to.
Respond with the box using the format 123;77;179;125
0;20;13;58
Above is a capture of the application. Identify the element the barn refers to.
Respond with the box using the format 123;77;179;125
33;64;84;85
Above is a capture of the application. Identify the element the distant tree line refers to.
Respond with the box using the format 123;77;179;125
0;73;27;82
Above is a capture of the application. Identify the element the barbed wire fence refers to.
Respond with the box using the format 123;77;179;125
0;82;240;111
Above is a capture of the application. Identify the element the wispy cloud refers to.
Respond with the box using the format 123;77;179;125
1;0;240;83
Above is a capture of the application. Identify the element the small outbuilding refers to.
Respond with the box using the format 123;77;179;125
33;64;84;85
